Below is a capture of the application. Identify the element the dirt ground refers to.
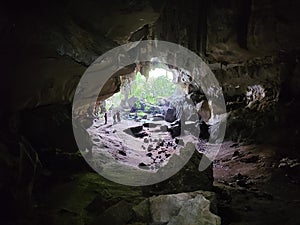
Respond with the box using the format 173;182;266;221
213;141;300;225
87;116;300;224
87;116;197;171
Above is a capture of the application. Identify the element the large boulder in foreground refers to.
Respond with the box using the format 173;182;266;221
149;191;220;225
167;194;221;225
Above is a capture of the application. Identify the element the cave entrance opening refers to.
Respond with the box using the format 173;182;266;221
100;67;178;124
87;63;203;172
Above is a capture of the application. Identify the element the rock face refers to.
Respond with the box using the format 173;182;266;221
2;0;300;144
2;0;164;111
90;200;133;225
149;192;221;225
168;195;221;225
153;0;300;144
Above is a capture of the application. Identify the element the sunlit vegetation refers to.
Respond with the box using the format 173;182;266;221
106;68;176;110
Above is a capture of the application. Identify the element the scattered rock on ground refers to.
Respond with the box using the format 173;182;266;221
142;146;213;195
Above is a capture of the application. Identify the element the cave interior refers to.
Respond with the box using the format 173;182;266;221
1;0;300;225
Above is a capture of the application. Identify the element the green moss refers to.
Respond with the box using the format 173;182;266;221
42;172;143;225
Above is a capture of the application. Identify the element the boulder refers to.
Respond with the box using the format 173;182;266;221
165;107;177;123
168;124;181;138
124;126;148;138
167;195;221;225
91;200;133;225
132;199;151;222
128;126;143;134
149;192;220;225
150;193;190;223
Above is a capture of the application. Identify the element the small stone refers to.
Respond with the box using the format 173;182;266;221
158;150;165;154
148;145;153;151
138;162;149;170
233;150;240;157
159;140;164;147
133;199;150;222
118;150;126;156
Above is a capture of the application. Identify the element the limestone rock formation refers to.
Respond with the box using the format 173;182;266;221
150;192;220;225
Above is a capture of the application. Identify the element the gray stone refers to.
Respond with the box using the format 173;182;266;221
132;199;150;222
149;192;220;225
165;107;177;123
167;195;221;225
150;193;191;223
160;125;168;132
91;200;133;225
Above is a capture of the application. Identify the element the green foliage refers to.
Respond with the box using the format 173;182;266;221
137;111;146;117
129;71;176;104
106;70;176;109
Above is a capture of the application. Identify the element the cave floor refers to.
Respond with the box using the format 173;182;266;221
86;117;197;172
20;137;300;225
213;141;300;225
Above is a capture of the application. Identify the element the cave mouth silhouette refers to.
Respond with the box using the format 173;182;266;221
87;65;202;176
96;67;177;124
73;41;226;186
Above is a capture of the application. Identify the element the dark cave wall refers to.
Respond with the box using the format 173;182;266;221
153;0;300;143
2;0;300;123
